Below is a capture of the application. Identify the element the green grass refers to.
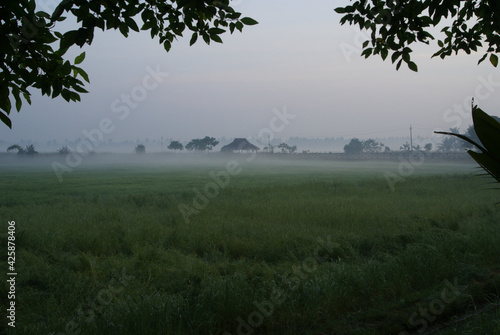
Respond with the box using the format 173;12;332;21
0;155;499;334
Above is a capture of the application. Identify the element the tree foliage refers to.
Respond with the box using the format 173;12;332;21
436;104;500;184
186;136;219;151
135;144;146;154
7;143;37;155
335;0;500;71
277;142;297;154
362;138;385;153
1;0;257;128
344;138;384;154
57;146;71;155
437;127;464;152
167;140;184;151
343;138;364;154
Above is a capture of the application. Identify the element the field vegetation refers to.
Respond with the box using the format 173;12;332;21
0;155;499;334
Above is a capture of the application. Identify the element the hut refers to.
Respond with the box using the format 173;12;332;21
221;138;260;153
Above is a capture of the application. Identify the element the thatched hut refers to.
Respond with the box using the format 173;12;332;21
221;138;260;152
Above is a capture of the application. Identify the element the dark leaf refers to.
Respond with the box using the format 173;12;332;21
408;61;418;72
163;40;171;52
241;17;258;25
381;48;388;60
210;34;223;43
75;67;90;83
190;32;198;46
434;131;486;152
61;89;71;102
396;59;403;70
119;23;129;37
202;33;210;44
23;93;32;105
125;17;140;32
472;106;500;160
478;53;488;64
490;54;499;67
60;30;78;50
391;51;400;63
468;150;500;184
208;27;226;35
74;52;86;65
0;111;12;128
0;85;11;113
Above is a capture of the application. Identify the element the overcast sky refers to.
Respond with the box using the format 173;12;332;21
3;0;500;145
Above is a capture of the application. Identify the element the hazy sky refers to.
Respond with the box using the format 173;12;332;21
3;0;500;145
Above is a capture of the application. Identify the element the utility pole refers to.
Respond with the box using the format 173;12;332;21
409;125;413;151
268;135;274;153
161;136;163;152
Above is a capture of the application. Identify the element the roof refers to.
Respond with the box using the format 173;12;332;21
221;138;260;152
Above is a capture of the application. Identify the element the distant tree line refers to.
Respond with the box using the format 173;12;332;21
7;144;38;155
343;138;388;154
185;136;219;151
435;124;498;153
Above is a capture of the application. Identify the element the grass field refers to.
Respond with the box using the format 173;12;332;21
1;154;499;334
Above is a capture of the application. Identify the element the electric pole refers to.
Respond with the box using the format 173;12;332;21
409;125;413;151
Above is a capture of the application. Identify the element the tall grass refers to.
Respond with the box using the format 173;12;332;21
0;159;498;334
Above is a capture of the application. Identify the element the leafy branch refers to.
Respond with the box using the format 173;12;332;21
435;102;500;184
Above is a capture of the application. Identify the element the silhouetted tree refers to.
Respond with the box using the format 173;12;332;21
58;146;71;155
344;138;364;154
24;144;38;155
362;139;384;153
400;142;411;151
167;140;183;151
186;136;219;151
1;1;257;128
344;138;383;154
135;144;146;154
438;128;463;152
278;143;297;154
7;144;37;155
7;144;24;154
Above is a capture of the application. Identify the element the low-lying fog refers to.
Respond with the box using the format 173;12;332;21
0;152;477;177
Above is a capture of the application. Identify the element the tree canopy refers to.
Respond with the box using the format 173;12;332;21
3;1;500;129
185;136;219;151
335;0;500;71
0;0;257;128
343;138;385;154
167;140;184;151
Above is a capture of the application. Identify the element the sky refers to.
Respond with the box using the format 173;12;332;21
2;0;500;147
